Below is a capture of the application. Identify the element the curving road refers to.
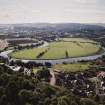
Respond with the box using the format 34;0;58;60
0;41;105;65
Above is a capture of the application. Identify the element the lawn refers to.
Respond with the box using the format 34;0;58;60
10;38;101;60
53;63;94;72
60;38;96;43
41;41;100;59
33;68;41;74
11;47;48;59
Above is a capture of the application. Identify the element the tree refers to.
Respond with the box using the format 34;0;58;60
6;81;19;103
0;95;7;105
0;73;10;86
36;67;51;82
65;50;69;58
18;89;33;105
80;98;98;105
45;62;52;68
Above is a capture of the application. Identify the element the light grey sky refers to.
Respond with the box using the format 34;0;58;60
0;0;105;24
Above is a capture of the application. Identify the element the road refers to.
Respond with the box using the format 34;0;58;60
0;41;105;65
50;69;56;86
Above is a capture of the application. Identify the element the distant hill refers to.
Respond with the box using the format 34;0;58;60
91;23;105;27
0;23;105;33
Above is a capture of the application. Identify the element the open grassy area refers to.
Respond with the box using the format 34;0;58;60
53;63;95;72
10;38;101;60
33;68;41;74
60;38;96;43
11;47;48;59
42;41;99;59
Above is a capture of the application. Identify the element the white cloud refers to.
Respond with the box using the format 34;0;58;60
74;0;99;4
0;0;104;23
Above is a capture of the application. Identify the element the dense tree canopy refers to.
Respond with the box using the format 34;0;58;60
0;64;98;105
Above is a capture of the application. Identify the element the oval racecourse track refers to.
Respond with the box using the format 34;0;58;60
11;51;105;65
1;38;105;65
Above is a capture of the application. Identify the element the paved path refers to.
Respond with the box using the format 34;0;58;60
50;69;56;85
19;51;105;65
39;41;49;48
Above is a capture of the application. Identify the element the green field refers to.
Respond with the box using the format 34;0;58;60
53;63;96;72
60;38;96;43
10;38;101;60
11;47;47;59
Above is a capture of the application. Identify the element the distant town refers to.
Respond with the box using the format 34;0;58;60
1;23;105;105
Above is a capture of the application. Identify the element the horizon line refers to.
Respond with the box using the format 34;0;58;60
0;22;105;25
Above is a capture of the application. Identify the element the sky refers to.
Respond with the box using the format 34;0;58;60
0;0;105;24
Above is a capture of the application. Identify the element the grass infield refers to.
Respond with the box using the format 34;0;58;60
10;38;102;60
